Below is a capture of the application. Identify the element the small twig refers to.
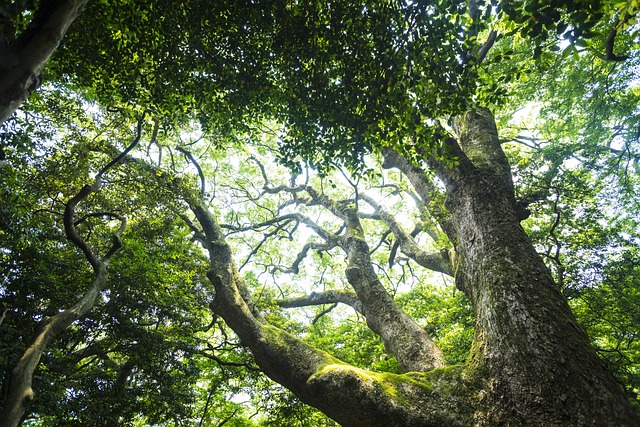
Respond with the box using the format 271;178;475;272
312;303;338;324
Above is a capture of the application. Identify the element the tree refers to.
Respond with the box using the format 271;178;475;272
2;0;640;425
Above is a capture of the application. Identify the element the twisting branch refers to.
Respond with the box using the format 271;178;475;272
97;115;144;181
0;123;138;427
312;303;338;324
360;193;453;276
277;241;337;275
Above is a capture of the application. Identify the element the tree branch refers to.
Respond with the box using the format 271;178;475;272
381;146;456;240
189;202;468;427
476;30;497;64
278;290;363;314
603;10;636;62
360;193;453;276
0;127;136;427
0;0;89;125
176;146;206;196
0;302;6;328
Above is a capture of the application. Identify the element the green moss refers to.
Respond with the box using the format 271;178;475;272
309;363;468;404
261;324;341;368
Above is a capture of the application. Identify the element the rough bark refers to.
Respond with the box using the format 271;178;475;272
0;0;88;125
277;290;364;314
180;107;640;426
303;186;445;372
388;107;638;425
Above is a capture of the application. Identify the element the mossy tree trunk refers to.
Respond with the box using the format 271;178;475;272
450;109;636;424
189;107;638;426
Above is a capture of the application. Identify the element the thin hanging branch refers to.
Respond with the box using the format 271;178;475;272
176;146;206;196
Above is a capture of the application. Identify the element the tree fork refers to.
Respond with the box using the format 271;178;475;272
190;202;474;426
0;126;136;427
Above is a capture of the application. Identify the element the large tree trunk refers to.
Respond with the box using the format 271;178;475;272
189;108;638;426
389;107;638;425
0;0;88;125
445;108;636;424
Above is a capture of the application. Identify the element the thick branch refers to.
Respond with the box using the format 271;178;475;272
381;147;456;240
190;202;471;426
298;185;446;371
278;290;363;314
476;30;497;64
0;0;89;125
603;10;636;62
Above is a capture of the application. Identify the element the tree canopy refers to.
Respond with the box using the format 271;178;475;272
1;0;640;426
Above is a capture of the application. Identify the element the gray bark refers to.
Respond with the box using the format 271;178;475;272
191;203;471;427
301;186;445;372
192;107;639;426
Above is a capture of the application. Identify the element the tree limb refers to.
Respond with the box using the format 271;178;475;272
360;193;453;276
0;302;6;328
0;127;136;427
190;202;469;426
0;0;89;125
277;290;363;314
603;10;636;62
176;146;206;196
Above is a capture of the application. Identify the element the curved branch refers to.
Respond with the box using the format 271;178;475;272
0;133;132;427
96;116;144;181
278;241;337;275
190;202;470;426
176;146;206;196
603;9;636;62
